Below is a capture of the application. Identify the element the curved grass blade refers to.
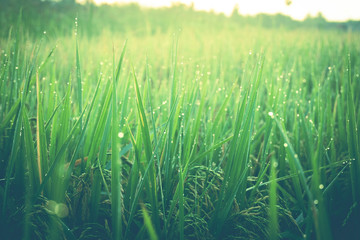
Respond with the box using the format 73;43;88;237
132;65;160;233
142;204;159;240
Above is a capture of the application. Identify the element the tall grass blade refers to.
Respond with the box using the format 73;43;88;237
111;41;127;240
346;54;360;202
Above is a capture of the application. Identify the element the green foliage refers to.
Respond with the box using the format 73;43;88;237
0;2;360;240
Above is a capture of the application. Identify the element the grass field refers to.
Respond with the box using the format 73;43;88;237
0;2;360;240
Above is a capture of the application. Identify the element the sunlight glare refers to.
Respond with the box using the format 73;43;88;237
89;0;360;21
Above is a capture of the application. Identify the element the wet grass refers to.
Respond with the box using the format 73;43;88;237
0;10;360;240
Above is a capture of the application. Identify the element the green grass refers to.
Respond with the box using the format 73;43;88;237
1;3;360;240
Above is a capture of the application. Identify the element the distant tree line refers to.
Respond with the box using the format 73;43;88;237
0;0;359;38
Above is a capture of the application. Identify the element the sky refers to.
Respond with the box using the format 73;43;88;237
88;0;360;22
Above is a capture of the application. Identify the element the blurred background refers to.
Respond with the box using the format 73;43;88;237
1;0;360;38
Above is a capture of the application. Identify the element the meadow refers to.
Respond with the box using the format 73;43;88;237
0;2;360;240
